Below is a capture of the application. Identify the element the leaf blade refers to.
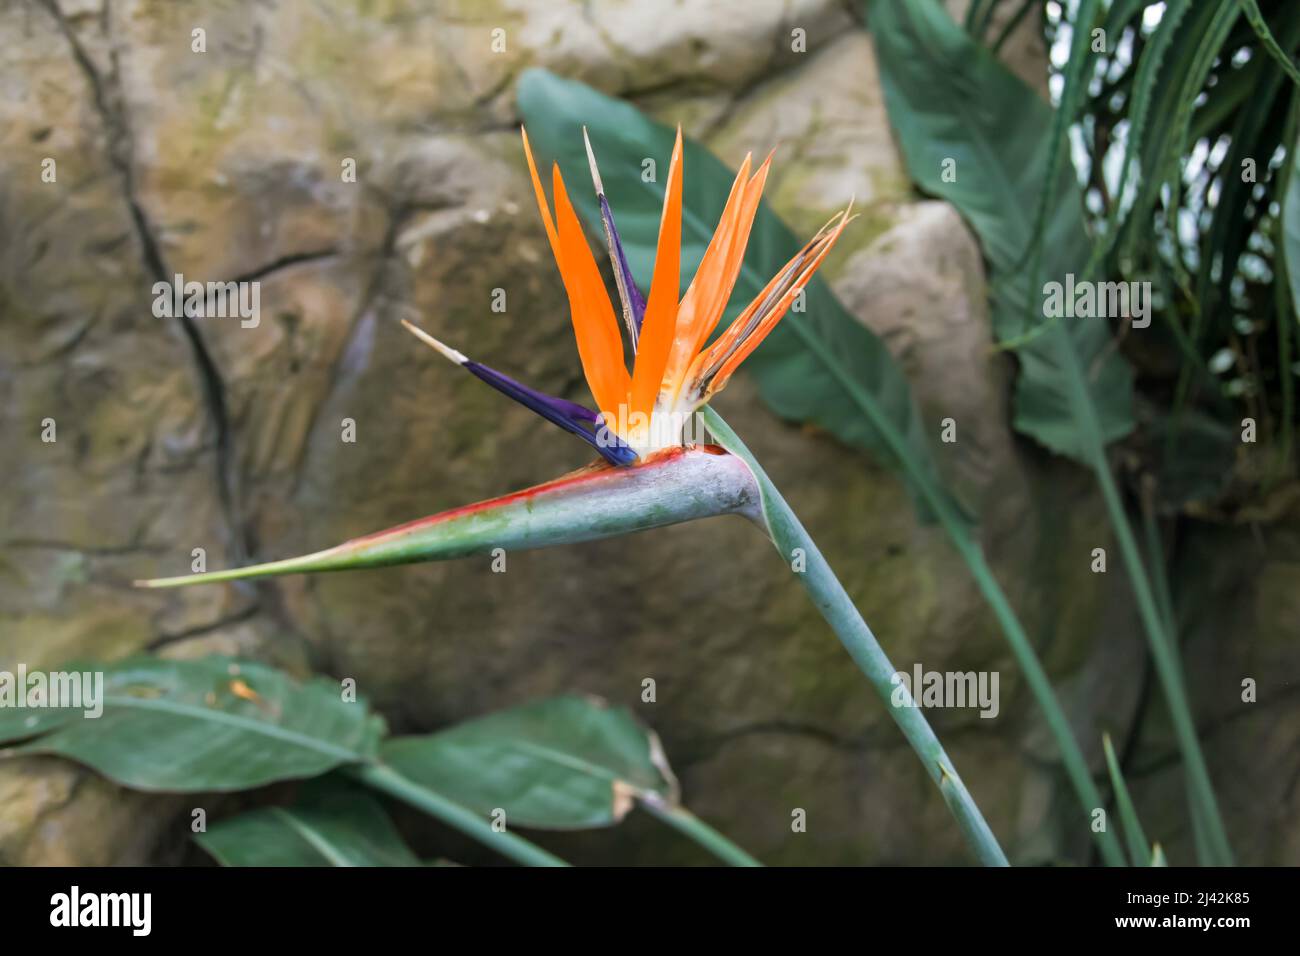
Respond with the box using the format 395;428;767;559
196;782;422;867
5;656;384;791
381;695;677;830
867;0;1137;461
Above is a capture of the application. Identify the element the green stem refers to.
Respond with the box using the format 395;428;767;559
1238;0;1300;91
991;0;1037;55
1102;732;1150;866
1050;326;1234;865
703;407;1008;867
349;763;568;868
706;403;1126;866
639;797;762;867
941;536;1127;865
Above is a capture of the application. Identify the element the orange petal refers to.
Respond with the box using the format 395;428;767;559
520;127;560;259
659;152;771;404
694;210;841;378
630;127;683;421
551;163;630;419
701;209;851;395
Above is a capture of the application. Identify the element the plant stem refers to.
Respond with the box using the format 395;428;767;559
704;408;1008;866
1102;733;1150;866
349;762;569;868
704;406;1127;864
1050;326;1234;865
639;797;763;867
940;521;1127;866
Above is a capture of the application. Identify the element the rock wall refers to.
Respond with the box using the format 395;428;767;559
2;0;1292;866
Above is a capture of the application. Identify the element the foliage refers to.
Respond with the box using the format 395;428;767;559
0;655;753;867
870;0;1300;864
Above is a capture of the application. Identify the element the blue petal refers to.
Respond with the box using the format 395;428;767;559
600;194;646;333
465;360;638;466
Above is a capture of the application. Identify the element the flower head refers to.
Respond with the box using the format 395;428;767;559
406;127;852;463
135;125;851;590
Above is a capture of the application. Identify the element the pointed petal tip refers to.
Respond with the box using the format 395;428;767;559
402;319;468;365
582;125;606;197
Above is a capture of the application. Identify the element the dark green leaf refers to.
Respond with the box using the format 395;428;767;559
1107;0;1192;256
1020;0;1100;274
381;695;676;829
2;656;384;791
1238;0;1300;91
196;780;420;867
1120;0;1240;267
1284;128;1300;321
867;0;1136;461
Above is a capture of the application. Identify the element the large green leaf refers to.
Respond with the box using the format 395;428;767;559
517;68;963;524
866;0;1136;461
196;781;420;867
1020;0;1100;274
381;695;677;830
1;656;384;791
1285;131;1300;320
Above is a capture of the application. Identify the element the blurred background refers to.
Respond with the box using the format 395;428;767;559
2;0;1297;866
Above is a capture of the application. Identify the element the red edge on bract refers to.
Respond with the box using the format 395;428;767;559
343;446;712;547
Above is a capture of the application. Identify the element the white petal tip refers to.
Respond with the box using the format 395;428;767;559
401;319;468;365
582;126;605;196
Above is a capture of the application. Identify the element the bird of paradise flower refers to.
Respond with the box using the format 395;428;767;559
136;125;1006;866
138;127;850;587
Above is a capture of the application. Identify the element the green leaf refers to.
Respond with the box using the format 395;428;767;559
1194;10;1300;316
1106;0;1192;257
1121;0;1240;268
1149;409;1237;508
381;695;677;829
867;0;1136;461
1284;130;1300;321
516;67;963;525
196;780;421;867
2;656;384;791
1275;105;1299;477
1238;0;1300;92
1102;732;1151;866
349;762;570;867
1020;0;1100;273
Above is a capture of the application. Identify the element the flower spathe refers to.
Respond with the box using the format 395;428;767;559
407;127;853;463
136;446;761;588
